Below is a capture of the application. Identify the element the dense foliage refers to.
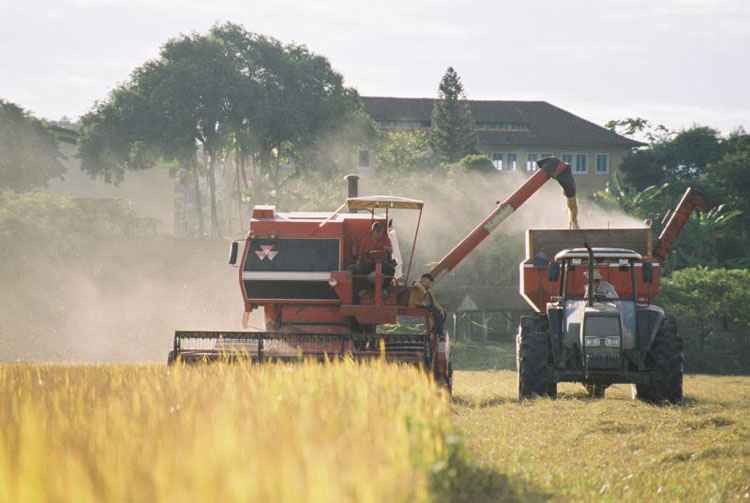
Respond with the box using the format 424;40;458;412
0;191;157;265
0;100;66;191
599;124;750;271
78;23;367;237
661;267;750;332
660;267;750;370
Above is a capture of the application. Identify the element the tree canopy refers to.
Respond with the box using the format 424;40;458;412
78;23;362;237
0;100;66;191
600;123;750;271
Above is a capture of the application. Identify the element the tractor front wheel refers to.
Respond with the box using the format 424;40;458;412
633;315;684;404
517;315;556;400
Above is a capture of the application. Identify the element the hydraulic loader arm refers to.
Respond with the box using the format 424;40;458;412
653;187;709;262
428;157;577;282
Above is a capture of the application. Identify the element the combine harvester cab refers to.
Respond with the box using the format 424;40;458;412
518;188;708;403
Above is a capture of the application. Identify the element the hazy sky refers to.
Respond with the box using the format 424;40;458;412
2;0;748;133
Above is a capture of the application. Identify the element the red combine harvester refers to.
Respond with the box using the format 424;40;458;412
169;158;578;391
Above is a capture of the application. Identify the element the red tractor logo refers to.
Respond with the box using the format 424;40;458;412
255;245;278;261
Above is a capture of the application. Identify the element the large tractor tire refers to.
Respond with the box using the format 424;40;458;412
517;315;556;400
633;315;684;404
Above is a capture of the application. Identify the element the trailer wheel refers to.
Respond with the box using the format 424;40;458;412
517;315;556;400
633;315;683;404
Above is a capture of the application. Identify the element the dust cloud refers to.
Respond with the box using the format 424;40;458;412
361;168;644;274
0;164;641;362
0;238;255;362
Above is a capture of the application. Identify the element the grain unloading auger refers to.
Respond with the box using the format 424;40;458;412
169;158;579;391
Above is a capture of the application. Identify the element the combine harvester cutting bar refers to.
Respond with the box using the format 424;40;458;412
172;331;428;364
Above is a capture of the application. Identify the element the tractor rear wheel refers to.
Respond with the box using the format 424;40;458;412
167;350;177;366
633;315;683;404
517;315;556;400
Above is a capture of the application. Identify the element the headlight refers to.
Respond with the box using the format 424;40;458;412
603;336;620;348
328;277;338;287
585;336;620;347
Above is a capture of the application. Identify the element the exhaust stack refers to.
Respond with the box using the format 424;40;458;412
345;174;360;212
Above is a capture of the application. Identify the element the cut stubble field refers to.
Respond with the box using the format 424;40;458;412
453;371;750;502
1;360;748;502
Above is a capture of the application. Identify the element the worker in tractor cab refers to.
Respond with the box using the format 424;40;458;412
585;270;619;300
411;273;447;337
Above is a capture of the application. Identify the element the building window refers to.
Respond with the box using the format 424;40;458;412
507;153;517;170
526;153;539;172
541;153;553;159
492;152;504;170
574;154;588;174
476;122;530;132
358;149;371;168
596;153;609;175
561;153;573;166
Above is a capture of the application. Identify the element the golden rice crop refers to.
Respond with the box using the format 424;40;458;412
0;361;453;503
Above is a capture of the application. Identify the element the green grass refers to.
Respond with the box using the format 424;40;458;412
451;341;516;370
451;371;750;502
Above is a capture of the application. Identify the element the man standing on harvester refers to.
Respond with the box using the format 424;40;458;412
411;273;447;337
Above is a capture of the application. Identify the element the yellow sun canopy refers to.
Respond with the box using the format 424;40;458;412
346;196;424;210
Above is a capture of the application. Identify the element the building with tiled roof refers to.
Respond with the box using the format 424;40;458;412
360;96;644;193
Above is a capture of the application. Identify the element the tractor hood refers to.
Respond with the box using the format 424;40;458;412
562;300;637;350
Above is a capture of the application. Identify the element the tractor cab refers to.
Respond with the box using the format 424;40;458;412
546;247;646;376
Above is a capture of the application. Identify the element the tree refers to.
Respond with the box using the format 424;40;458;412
430;67;477;163
376;130;434;176
0;100;66;191
605;117;672;144
603;123;749;270
453;154;495;175
78;86;160;185
706;134;750;216
661;267;750;367
79;23;361;237
614;125;723;193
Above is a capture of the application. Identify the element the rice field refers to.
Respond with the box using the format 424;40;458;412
2;360;748;502
0;361;454;503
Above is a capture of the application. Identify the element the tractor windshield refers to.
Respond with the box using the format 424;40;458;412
562;259;638;302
